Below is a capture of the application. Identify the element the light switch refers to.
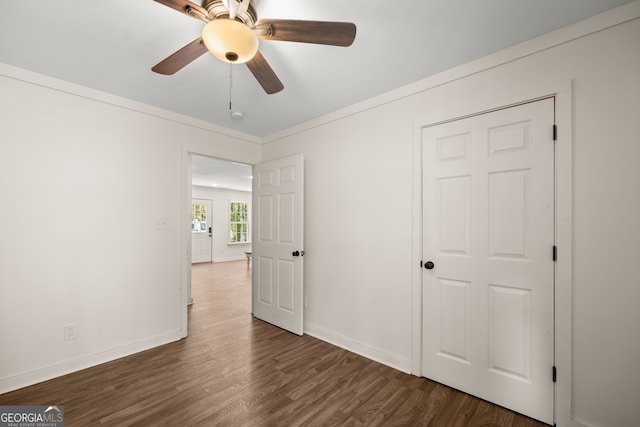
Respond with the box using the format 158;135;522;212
153;217;168;230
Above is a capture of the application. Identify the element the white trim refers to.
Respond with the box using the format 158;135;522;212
571;416;606;427
192;184;252;193
210;256;248;263
554;82;576;427
262;1;640;144
2;2;636;146
2;3;637;147
0;62;261;145
411;85;573;426
304;322;412;374
410;119;423;376
0;330;183;395
180;150;192;339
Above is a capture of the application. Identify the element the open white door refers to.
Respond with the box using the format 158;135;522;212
421;98;555;424
252;155;304;335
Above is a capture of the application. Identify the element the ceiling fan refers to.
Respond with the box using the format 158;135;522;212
151;0;357;94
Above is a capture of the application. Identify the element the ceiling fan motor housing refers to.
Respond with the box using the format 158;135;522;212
202;0;257;26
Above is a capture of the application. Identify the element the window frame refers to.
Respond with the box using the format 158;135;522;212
228;201;250;244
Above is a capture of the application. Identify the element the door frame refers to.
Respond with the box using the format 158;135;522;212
179;151;256;338
411;83;573;425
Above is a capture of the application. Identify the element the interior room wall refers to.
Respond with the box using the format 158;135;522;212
0;3;638;427
191;186;252;262
261;5;640;427
0;64;260;394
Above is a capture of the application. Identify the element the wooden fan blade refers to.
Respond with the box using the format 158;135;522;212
245;51;284;94
152;38;208;75
153;0;208;20
256;19;356;47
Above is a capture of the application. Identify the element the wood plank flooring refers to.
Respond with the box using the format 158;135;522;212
0;261;549;426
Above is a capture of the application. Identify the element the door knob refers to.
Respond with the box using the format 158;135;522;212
424;261;435;270
292;251;300;257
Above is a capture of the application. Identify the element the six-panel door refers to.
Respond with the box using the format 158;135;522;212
252;155;304;335
421;98;555;424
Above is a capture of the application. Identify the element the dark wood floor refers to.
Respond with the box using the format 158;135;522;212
0;261;548;426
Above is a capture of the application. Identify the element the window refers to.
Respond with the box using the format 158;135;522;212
192;201;208;233
229;201;249;243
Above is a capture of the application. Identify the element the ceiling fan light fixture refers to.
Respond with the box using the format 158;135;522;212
201;19;259;64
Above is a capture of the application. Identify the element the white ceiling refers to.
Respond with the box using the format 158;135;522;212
0;0;632;138
192;155;252;192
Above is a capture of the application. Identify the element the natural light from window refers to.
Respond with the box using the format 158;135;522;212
229;201;249;243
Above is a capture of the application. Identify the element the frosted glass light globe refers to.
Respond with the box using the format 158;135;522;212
202;19;259;64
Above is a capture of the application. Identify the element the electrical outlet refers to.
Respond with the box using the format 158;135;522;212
63;323;77;341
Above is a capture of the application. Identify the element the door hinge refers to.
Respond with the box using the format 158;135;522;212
552;366;557;382
552;245;557;262
553;124;557;141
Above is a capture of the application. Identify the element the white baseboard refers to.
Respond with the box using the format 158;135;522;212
213;256;247;263
304;322;412;374
0;330;183;395
191;257;247;264
571;416;602;427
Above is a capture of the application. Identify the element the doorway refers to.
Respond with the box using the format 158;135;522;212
419;98;555;424
188;154;253;306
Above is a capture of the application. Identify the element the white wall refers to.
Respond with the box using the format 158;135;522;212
192;186;252;262
1;4;639;427
262;4;640;427
0;64;260;393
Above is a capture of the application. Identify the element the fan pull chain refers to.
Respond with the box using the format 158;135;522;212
228;65;244;120
228;63;233;112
